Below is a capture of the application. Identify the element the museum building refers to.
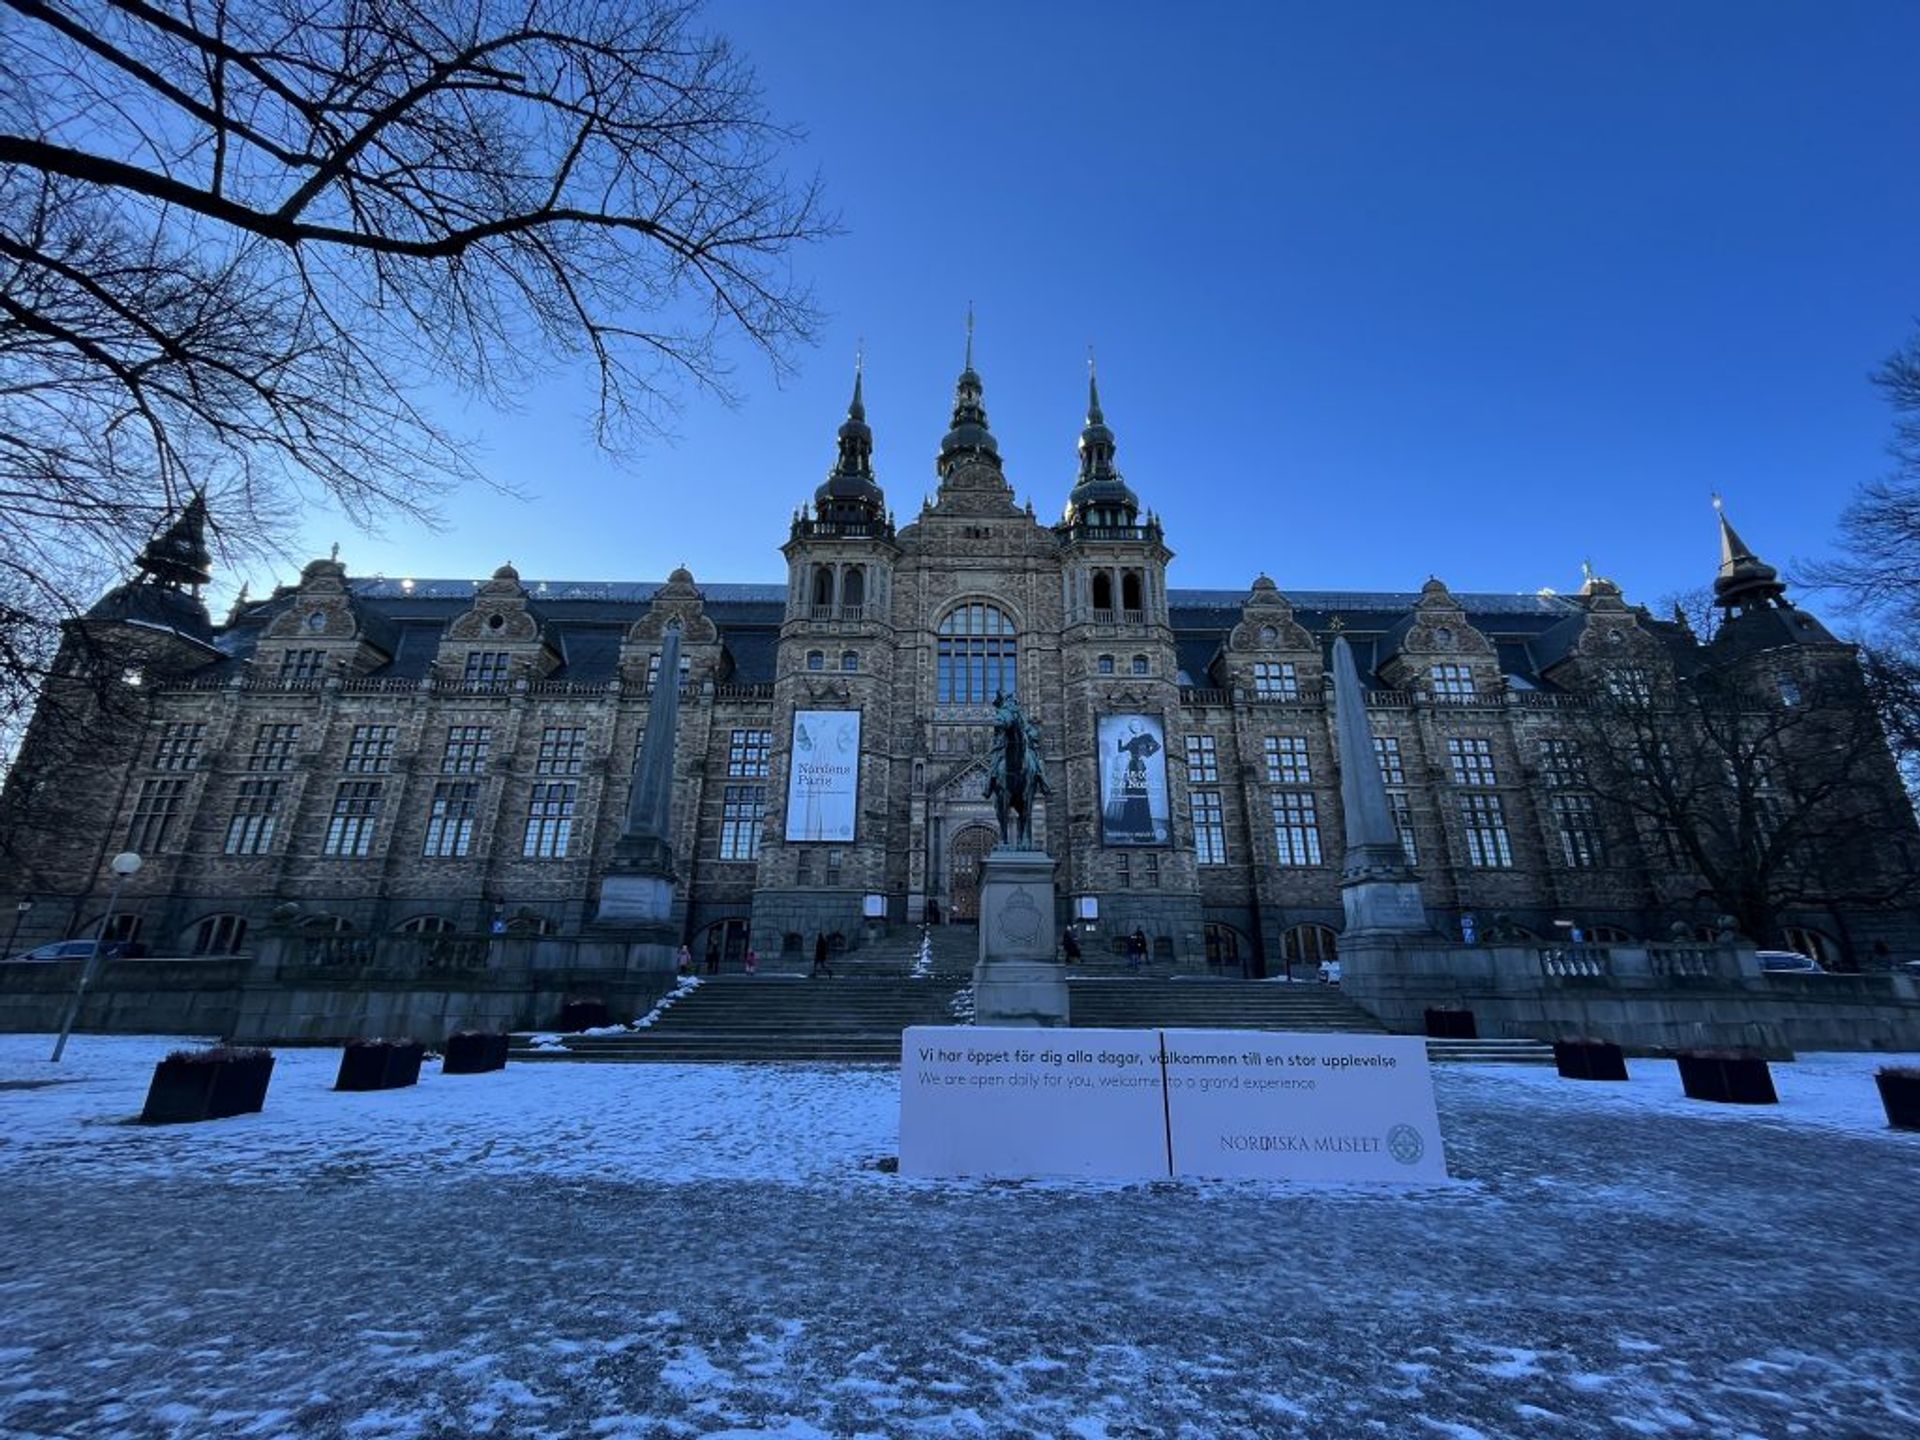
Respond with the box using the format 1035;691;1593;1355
1;350;1909;975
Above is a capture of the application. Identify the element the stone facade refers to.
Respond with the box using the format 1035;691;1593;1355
3;364;1915;978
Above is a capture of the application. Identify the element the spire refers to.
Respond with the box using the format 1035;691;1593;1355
1331;632;1430;935
615;622;683;876
1711;496;1786;612
133;491;212;590
1062;353;1138;528
812;352;886;527
938;308;1000;473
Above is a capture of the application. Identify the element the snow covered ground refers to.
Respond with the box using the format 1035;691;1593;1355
0;1035;1914;1439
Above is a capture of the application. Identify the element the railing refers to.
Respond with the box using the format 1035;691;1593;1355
340;677;422;694
432;678;514;696
1083;608;1150;626
790;519;892;541
1364;690;1414;707
527;679;607;695
301;934;378;968
714;683;776;701
1538;945;1611;978
298;932;490;972
1180;687;1231;706
1648;944;1721;979
1069;525;1161;543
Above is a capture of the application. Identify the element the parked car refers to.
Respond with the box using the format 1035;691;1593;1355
3;938;146;963
1756;949;1825;974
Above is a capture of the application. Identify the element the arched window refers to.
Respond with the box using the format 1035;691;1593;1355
840;650;859;672
936;602;1018;704
1590;925;1634;944
1782;926;1835;967
398;915;458;934
811;565;834;609
1282;923;1339;965
1121;571;1144;613
841;567;865;610
187;914;247;955
1091;573;1114;611
1131;654;1149;675
806;650;824;671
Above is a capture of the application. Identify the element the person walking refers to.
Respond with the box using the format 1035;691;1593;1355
675;944;694;978
810;933;834;979
1061;927;1081;964
744;947;759;976
1127;928;1147;971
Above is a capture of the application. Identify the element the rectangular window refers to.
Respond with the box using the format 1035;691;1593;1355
1552;793;1605;869
151;722;205;771
1606;666;1653;704
1539;738;1586;788
248;723;301;772
323;781;384;857
1185;734;1219;783
1460;793;1512;868
1252;662;1298;700
1191;789;1226;865
1430;664;1474;698
223;779;282;856
795;849;814;884
536;726;587;776
720;784;766;861
1373;735;1405;786
1143;851;1160;887
1116;851;1131;888
1388;790;1418;866
423;781;479;858
647;652;692;691
1264;735;1311;785
522;782;577;859
1270;791;1323;866
126;778;186;851
440;725;491;775
464;651;512;687
345;725;397;774
1447;737;1497;787
280;649;325;683
727;728;773;779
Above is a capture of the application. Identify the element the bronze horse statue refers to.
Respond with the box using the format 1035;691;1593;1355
985;692;1050;848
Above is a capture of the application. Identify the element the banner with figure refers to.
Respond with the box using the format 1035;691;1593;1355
1098;714;1170;846
785;710;861;842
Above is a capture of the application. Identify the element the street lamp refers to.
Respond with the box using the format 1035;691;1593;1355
51;851;142;1063
3;897;32;960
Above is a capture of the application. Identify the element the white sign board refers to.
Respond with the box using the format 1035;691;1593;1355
785;709;860;842
900;1026;1447;1184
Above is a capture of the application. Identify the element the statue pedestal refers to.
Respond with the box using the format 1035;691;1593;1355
1341;878;1430;936
973;847;1067;1028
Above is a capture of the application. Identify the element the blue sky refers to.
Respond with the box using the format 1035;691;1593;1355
284;1;1920;620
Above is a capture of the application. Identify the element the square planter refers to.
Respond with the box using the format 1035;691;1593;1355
1554;1040;1629;1081
442;1030;509;1075
335;1039;426;1092
1424;1008;1478;1040
557;998;613;1032
1676;1052;1777;1105
1876;1069;1920;1131
142;1048;275;1124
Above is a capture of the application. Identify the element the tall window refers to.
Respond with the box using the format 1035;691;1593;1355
721;784;766;861
1373;736;1405;785
1460;794;1512;867
151;723;205;771
1430;664;1474;698
647;651;692;690
1271;791;1322;866
1552;794;1605;869
248;723;301;771
423;781;479;857
727;729;772;778
537;726;587;776
1606;666;1653;704
324;781;384;857
1097;654;1115;675
344;725;396;774
1388;791;1418;865
1252;662;1298;699
936;602;1017;704
1185;735;1218;783
224;780;282;855
1191;790;1226;865
1447;737;1497;786
126;778;185;851
523;782;576;858
464;651;511;687
1539;739;1586;788
280;649;325;682
1131;654;1149;676
1264;735;1311;785
440;725;491;775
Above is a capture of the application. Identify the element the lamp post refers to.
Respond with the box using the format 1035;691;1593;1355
4;897;32;959
51;851;142;1063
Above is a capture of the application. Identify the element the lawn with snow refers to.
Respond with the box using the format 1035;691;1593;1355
0;1035;1914;1439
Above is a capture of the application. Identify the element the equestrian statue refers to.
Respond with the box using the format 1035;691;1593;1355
985;691;1050;848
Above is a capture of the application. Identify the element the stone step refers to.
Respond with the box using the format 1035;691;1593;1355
1424;1038;1555;1064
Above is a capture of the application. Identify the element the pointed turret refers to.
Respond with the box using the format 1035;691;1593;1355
937;311;1001;475
134;492;212;590
813;358;886;527
1712;498;1787;613
86;492;215;644
1062;357;1140;530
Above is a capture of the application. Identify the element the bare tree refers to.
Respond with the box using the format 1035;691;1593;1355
0;0;830;735
1811;332;1920;630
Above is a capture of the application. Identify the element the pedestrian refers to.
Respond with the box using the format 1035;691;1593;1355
704;942;721;975
810;933;834;979
675;944;693;978
1127;927;1147;971
744;946;759;976
1061;927;1081;964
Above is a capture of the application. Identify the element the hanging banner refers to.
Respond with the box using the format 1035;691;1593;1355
1098;713;1170;846
785;710;860;842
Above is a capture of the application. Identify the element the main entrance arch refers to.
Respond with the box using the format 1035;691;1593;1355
947;824;998;922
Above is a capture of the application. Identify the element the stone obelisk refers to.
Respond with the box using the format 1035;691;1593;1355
595;622;682;931
1331;632;1430;936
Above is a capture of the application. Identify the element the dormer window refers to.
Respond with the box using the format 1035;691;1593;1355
464;651;511;687
1253;662;1297;700
1430;664;1473;698
647;652;692;689
280;649;324;683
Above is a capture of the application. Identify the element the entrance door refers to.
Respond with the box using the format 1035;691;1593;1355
947;824;997;922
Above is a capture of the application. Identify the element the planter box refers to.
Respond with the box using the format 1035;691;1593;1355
1676;1052;1776;1105
141;1049;275;1124
443;1031;509;1075
335;1040;425;1092
1554;1040;1629;1082
1424;1008;1478;1040
1877;1070;1920;1131
557;998;613;1032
